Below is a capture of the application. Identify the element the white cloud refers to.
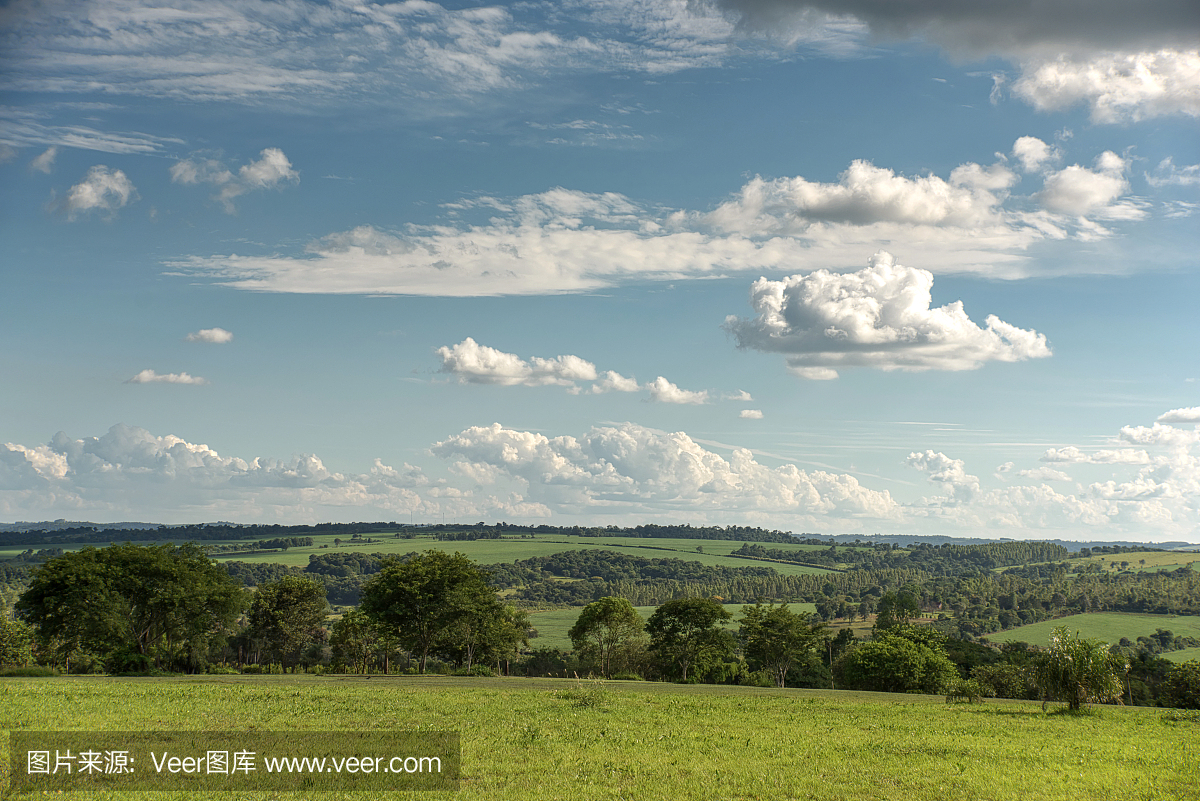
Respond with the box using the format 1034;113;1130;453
0;107;181;155
1040;446;1151;464
1035;153;1144;220
63;165;137;220
739;409;764;419
0;0;834;111
1016;466;1072;482
434;338;718;403
126;369;208;385
704;159;1017;234
589;370;641;394
1147;158;1200;188
645;376;708;405
0;424;467;522
30;146;56;173
174;142;1149;296
713;2;1200;121
723;251;1051;379
906;450;980;505
1012;50;1200;123
185;327;234;344
0;144;15;164
1011;136;1059;174
436;337;597;387
1158;407;1200;424
171;148;298;213
430;421;901;519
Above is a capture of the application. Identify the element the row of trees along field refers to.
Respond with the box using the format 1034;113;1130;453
3;540;1200;708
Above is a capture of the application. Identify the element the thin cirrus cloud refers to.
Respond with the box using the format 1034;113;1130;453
713;0;1200;122
62;165;137;220
171;138;1155;297
125;369;207;386
0;0;789;108
435;337;729;404
170;148;298;213
185;327;234;344
723;251;1052;380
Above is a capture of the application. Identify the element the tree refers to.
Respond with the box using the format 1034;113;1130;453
1161;660;1200;710
359;550;500;673
0;618;35;667
836;625;958;694
739;603;824;688
16;543;246;671
1032;626;1127;711
646;597;734;682
247;576;328;670
569;596;646;678
874;591;919;631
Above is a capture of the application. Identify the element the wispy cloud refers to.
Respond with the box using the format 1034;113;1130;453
171;148;298;213
126;369;207;385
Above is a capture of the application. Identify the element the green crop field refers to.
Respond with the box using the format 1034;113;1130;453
987;613;1200;648
527;603;820;651
1162;647;1200;664
1078;551;1200;573
1;676;1195;800
203;532;839;577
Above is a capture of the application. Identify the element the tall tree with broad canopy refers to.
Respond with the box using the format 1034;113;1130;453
15;543;246;671
359;550;500;673
646;597;734;682
739;603;824;688
569;596;646;678
873;590;920;632
247;575;328;669
1033;626;1127;711
836;624;958;695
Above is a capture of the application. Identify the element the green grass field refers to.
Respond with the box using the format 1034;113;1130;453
1;675;1195;800
987;613;1200;648
1077;551;1200;573
201;533;838;577
527;603;820;651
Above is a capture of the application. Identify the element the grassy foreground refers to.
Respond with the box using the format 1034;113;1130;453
2;675;1196;801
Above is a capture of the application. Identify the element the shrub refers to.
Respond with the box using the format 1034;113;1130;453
0;666;59;677
946;678;991;704
1161;661;1200;710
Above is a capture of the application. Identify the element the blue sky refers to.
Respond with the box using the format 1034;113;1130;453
2;0;1199;541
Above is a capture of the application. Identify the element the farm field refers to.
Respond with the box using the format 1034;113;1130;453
1075;551;1199;573
1;675;1194;801
1162;647;1200;664
527;603;820;651
204;533;839;577
987;612;1200;648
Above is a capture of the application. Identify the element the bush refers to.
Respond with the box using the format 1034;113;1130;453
946;678;991;704
0;665;59;677
610;671;644;681
454;664;497;677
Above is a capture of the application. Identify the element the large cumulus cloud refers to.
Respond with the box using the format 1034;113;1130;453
430;421;900;520
723;251;1051;379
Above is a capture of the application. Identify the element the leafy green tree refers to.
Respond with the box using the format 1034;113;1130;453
874;591;919;631
1160;660;1200;710
569;596;646;678
739;603;824;688
330;608;382;674
247;576;328;670
0;618;35;667
439;594;530;672
836;625;958;694
646;597;734;682
16;543;246;671
359;550;499;673
1032;626;1127;711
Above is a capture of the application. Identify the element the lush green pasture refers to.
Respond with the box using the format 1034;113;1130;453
1077;551;1199;573
988;612;1200;647
205;533;837;577
527;603;820;651
1162;647;1200;664
1;675;1194;801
